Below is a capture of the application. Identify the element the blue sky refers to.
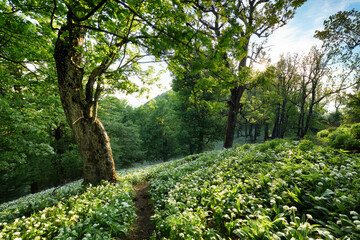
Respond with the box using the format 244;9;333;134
266;0;360;62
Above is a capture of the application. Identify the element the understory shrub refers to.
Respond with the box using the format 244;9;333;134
327;127;360;151
351;123;360;139
298;139;315;151
317;129;330;138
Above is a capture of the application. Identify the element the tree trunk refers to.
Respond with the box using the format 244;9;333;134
253;124;258;142
224;86;246;148
264;122;269;141
297;92;306;138
297;108;305;138
236;122;241;138
30;182;39;194
272;103;281;138
303;92;316;137
279;100;288;138
53;124;66;184
244;119;248;137
249;124;254;142
53;20;116;182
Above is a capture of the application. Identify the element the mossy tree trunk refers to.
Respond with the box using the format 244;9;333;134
53;12;117;182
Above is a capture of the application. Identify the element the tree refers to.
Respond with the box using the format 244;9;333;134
343;92;360;123
4;0;164;182
163;0;307;148
316;9;360;123
295;48;329;137
136;93;179;161
315;9;359;71
0;4;80;200
271;53;299;138
98;97;144;168
172;72;226;154
234;66;276;142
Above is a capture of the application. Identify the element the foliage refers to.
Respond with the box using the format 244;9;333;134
1;181;135;240
2;140;360;239
317;129;330;138
322;125;360;151
0;58;81;203
343;92;360;124
0;163;168;239
315;9;360;69
315;9;360;126
0;181;83;225
240;47;341;141
326;111;343;127
161;0;307;148
0;75;82;202
351;123;360;139
98;97;144;168
150;140;360;239
0;0;86;200
298;139;315;151
172;73;227;154
2;0;171;183
135;94;179;161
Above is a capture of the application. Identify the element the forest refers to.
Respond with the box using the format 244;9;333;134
0;0;359;239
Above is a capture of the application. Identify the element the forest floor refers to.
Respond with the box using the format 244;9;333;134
124;182;155;240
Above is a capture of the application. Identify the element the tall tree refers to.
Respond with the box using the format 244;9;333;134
271;53;299;138
172;71;226;154
164;0;307;148
4;0;163;182
136;94;179;161
98;97;144;168
315;9;359;73
294;47;330;137
316;9;360;123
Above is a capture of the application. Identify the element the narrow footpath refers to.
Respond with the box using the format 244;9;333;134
124;182;155;240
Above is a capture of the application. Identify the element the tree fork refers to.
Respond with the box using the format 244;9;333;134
54;16;117;183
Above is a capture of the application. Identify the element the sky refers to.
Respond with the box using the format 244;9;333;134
266;0;360;62
119;0;360;107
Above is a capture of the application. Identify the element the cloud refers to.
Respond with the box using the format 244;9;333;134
265;0;360;63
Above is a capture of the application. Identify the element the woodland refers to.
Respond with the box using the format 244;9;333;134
0;0;360;239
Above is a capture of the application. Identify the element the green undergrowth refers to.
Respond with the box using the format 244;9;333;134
149;139;360;239
0;161;176;239
1;139;360;239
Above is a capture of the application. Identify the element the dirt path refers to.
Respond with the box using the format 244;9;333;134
124;182;155;240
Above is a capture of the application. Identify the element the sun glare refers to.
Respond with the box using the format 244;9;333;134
253;63;267;72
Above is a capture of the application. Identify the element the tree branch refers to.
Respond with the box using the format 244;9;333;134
114;0;203;55
0;55;39;81
78;0;108;22
51;0;60;30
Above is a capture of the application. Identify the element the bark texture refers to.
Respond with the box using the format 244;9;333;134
223;86;246;148
53;16;116;182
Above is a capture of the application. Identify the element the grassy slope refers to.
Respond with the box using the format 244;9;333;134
149;139;360;239
1;139;360;239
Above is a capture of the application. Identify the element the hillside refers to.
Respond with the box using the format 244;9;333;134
1;139;360;239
